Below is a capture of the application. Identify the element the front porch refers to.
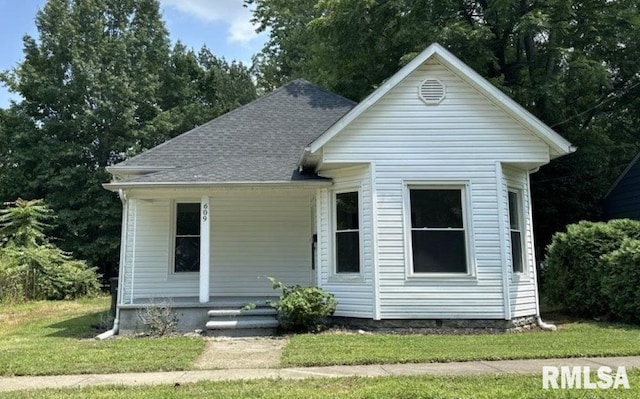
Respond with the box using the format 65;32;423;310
116;187;320;333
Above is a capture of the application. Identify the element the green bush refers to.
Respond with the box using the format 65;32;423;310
0;199;101;302
543;219;640;318
268;277;338;332
602;238;640;324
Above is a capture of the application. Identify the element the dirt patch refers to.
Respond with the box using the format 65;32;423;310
193;337;288;369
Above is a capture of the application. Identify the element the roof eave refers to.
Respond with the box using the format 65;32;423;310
103;180;333;191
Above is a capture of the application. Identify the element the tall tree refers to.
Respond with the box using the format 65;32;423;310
1;0;170;279
1;0;258;280
250;0;640;254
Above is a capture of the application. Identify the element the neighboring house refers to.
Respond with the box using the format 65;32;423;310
104;43;575;334
603;153;640;220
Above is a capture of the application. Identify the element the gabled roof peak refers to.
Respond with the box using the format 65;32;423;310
308;43;575;158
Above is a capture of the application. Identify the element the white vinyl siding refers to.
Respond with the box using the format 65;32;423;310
210;190;312;296
121;189;314;302
503;166;538;317
318;166;375;318
318;58;550;320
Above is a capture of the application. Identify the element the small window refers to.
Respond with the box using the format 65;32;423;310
174;203;200;272
409;188;467;273
508;190;524;273
335;191;360;273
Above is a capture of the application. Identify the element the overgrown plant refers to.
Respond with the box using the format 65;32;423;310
543;219;640;320
268;277;337;332
137;300;178;336
0;199;101;302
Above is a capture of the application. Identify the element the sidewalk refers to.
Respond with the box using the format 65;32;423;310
2;356;640;392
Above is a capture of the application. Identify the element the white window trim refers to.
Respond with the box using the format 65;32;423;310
329;186;364;282
508;187;528;280
403;181;476;280
169;199;201;276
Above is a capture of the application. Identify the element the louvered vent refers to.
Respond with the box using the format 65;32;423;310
418;79;445;105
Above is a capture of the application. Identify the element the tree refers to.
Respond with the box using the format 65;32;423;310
0;0;257;281
250;0;640;254
0;0;170;279
0;199;101;301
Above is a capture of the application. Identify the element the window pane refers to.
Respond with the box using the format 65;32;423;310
177;203;200;236
508;192;519;230
412;230;467;273
175;237;200;272
410;189;463;228
336;231;360;273
336;192;359;230
511;231;523;273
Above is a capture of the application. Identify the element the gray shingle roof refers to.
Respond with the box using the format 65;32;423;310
113;79;355;184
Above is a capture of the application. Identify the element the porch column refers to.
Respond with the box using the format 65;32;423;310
199;196;211;303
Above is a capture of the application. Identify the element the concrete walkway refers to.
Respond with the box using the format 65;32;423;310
2;356;640;392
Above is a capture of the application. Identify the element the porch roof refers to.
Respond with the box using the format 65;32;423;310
107;79;355;186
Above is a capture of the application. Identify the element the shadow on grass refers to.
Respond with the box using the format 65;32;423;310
45;311;109;338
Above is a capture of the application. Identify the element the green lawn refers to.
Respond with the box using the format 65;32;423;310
0;297;205;376
3;373;640;399
283;321;640;367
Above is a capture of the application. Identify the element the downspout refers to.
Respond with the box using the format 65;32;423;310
528;168;557;331
97;189;128;339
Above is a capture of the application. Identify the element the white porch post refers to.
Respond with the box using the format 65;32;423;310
199;196;211;303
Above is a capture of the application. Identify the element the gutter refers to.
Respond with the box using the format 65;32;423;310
103;180;333;191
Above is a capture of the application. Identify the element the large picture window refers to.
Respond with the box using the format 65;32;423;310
508;190;524;274
409;187;468;273
335;191;360;274
174;202;200;273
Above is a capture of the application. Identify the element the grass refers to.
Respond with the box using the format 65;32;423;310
3;373;640;398
282;319;640;367
0;297;205;376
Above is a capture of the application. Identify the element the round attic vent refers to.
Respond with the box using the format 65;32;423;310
418;78;445;105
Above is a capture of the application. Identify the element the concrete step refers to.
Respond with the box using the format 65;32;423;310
207;307;277;318
207;327;278;337
206;317;279;330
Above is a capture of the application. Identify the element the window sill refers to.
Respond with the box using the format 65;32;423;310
327;274;365;284
168;271;200;278
405;273;477;283
511;273;530;283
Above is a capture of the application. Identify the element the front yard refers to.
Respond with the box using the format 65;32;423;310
3;298;640;377
283;319;640;367
0;297;204;376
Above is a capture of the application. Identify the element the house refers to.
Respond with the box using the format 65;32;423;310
603;154;640;220
104;43;575;334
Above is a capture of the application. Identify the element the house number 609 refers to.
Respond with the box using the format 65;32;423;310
202;203;208;221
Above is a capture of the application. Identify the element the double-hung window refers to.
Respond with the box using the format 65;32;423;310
174;202;200;273
335;191;360;274
508;190;524;274
409;187;468;274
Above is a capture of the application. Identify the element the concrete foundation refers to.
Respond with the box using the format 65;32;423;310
331;315;538;333
118;306;209;334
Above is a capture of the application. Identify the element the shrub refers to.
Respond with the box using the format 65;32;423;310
0;199;101;301
543;219;640;317
268;277;338;332
602;239;640;324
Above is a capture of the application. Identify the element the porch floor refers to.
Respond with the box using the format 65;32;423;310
121;296;278;308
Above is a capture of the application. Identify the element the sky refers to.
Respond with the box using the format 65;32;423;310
0;0;268;108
